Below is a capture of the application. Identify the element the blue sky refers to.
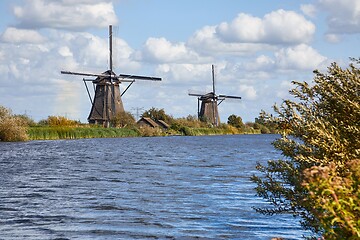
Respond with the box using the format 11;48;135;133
0;0;359;123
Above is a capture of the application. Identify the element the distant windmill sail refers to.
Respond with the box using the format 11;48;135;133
188;65;241;126
61;25;162;127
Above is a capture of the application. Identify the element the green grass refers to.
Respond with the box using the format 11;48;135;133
27;125;261;141
28;126;140;140
179;126;261;136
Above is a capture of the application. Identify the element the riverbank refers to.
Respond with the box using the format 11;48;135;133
26;125;262;141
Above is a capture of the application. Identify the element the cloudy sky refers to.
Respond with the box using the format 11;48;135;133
0;0;359;123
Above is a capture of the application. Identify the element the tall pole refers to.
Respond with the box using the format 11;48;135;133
212;65;217;126
197;97;200;120
212;64;215;94
107;25;113;128
109;25;113;77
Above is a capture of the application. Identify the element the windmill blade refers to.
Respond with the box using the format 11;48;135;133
218;94;242;99
212;64;216;95
188;93;205;97
82;77;135;83
118;74;161;81
61;71;113;78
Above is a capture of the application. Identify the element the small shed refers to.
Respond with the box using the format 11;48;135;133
137;117;160;128
137;117;169;130
156;120;170;130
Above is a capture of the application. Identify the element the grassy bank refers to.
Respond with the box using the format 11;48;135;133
26;125;261;140
28;126;140;140
178;125;261;136
1;107;277;142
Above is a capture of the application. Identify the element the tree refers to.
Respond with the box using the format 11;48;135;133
251;59;360;236
255;110;279;133
141;107;173;123
227;114;244;129
111;111;136;128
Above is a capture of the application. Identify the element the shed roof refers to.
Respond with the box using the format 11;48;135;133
137;117;159;128
156;120;170;129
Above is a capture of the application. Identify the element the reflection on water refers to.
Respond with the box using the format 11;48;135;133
0;135;307;239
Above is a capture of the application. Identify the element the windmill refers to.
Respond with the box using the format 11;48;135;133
189;65;241;126
61;25;161;127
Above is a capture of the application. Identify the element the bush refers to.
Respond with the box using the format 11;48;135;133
0;106;28;141
172;115;207;128
40;115;80;127
111;111;136;128
251;59;360;236
14;114;37;127
302;160;360;239
227;114;245;130
138;125;163;137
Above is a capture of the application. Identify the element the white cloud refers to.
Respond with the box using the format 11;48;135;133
55;32;139;72
156;63;212;83
58;46;73;57
216;10;315;44
319;0;360;34
244;55;275;71
188;25;274;56
275;44;327;70
301;4;317;18
9;62;21;79
78;34;108;67
54;79;83;119
276;80;293;98
325;33;341;43
13;0;118;30
113;38;141;72
1;27;45;43
217;13;264;42
187;10;315;58
137;37;210;63
238;85;257;100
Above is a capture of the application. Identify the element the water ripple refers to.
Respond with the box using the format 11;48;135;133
0;135;309;239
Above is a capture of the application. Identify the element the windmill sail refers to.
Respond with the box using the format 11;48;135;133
61;25;161;127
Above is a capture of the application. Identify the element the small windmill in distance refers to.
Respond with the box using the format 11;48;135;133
188;65;241;126
61;25;161;127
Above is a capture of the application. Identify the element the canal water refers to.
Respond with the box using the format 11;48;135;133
0;135;308;239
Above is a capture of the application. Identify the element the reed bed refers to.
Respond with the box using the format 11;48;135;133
181;127;260;136
28;126;140;140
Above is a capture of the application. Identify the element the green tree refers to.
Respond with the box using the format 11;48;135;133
255;110;279;133
251;59;360;236
142;107;173;123
227;114;244;129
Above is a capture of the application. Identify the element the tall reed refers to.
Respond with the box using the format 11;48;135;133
28;127;140;140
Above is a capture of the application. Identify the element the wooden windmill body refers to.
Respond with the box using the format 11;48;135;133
61;25;161;127
189;65;241;126
87;70;124;124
